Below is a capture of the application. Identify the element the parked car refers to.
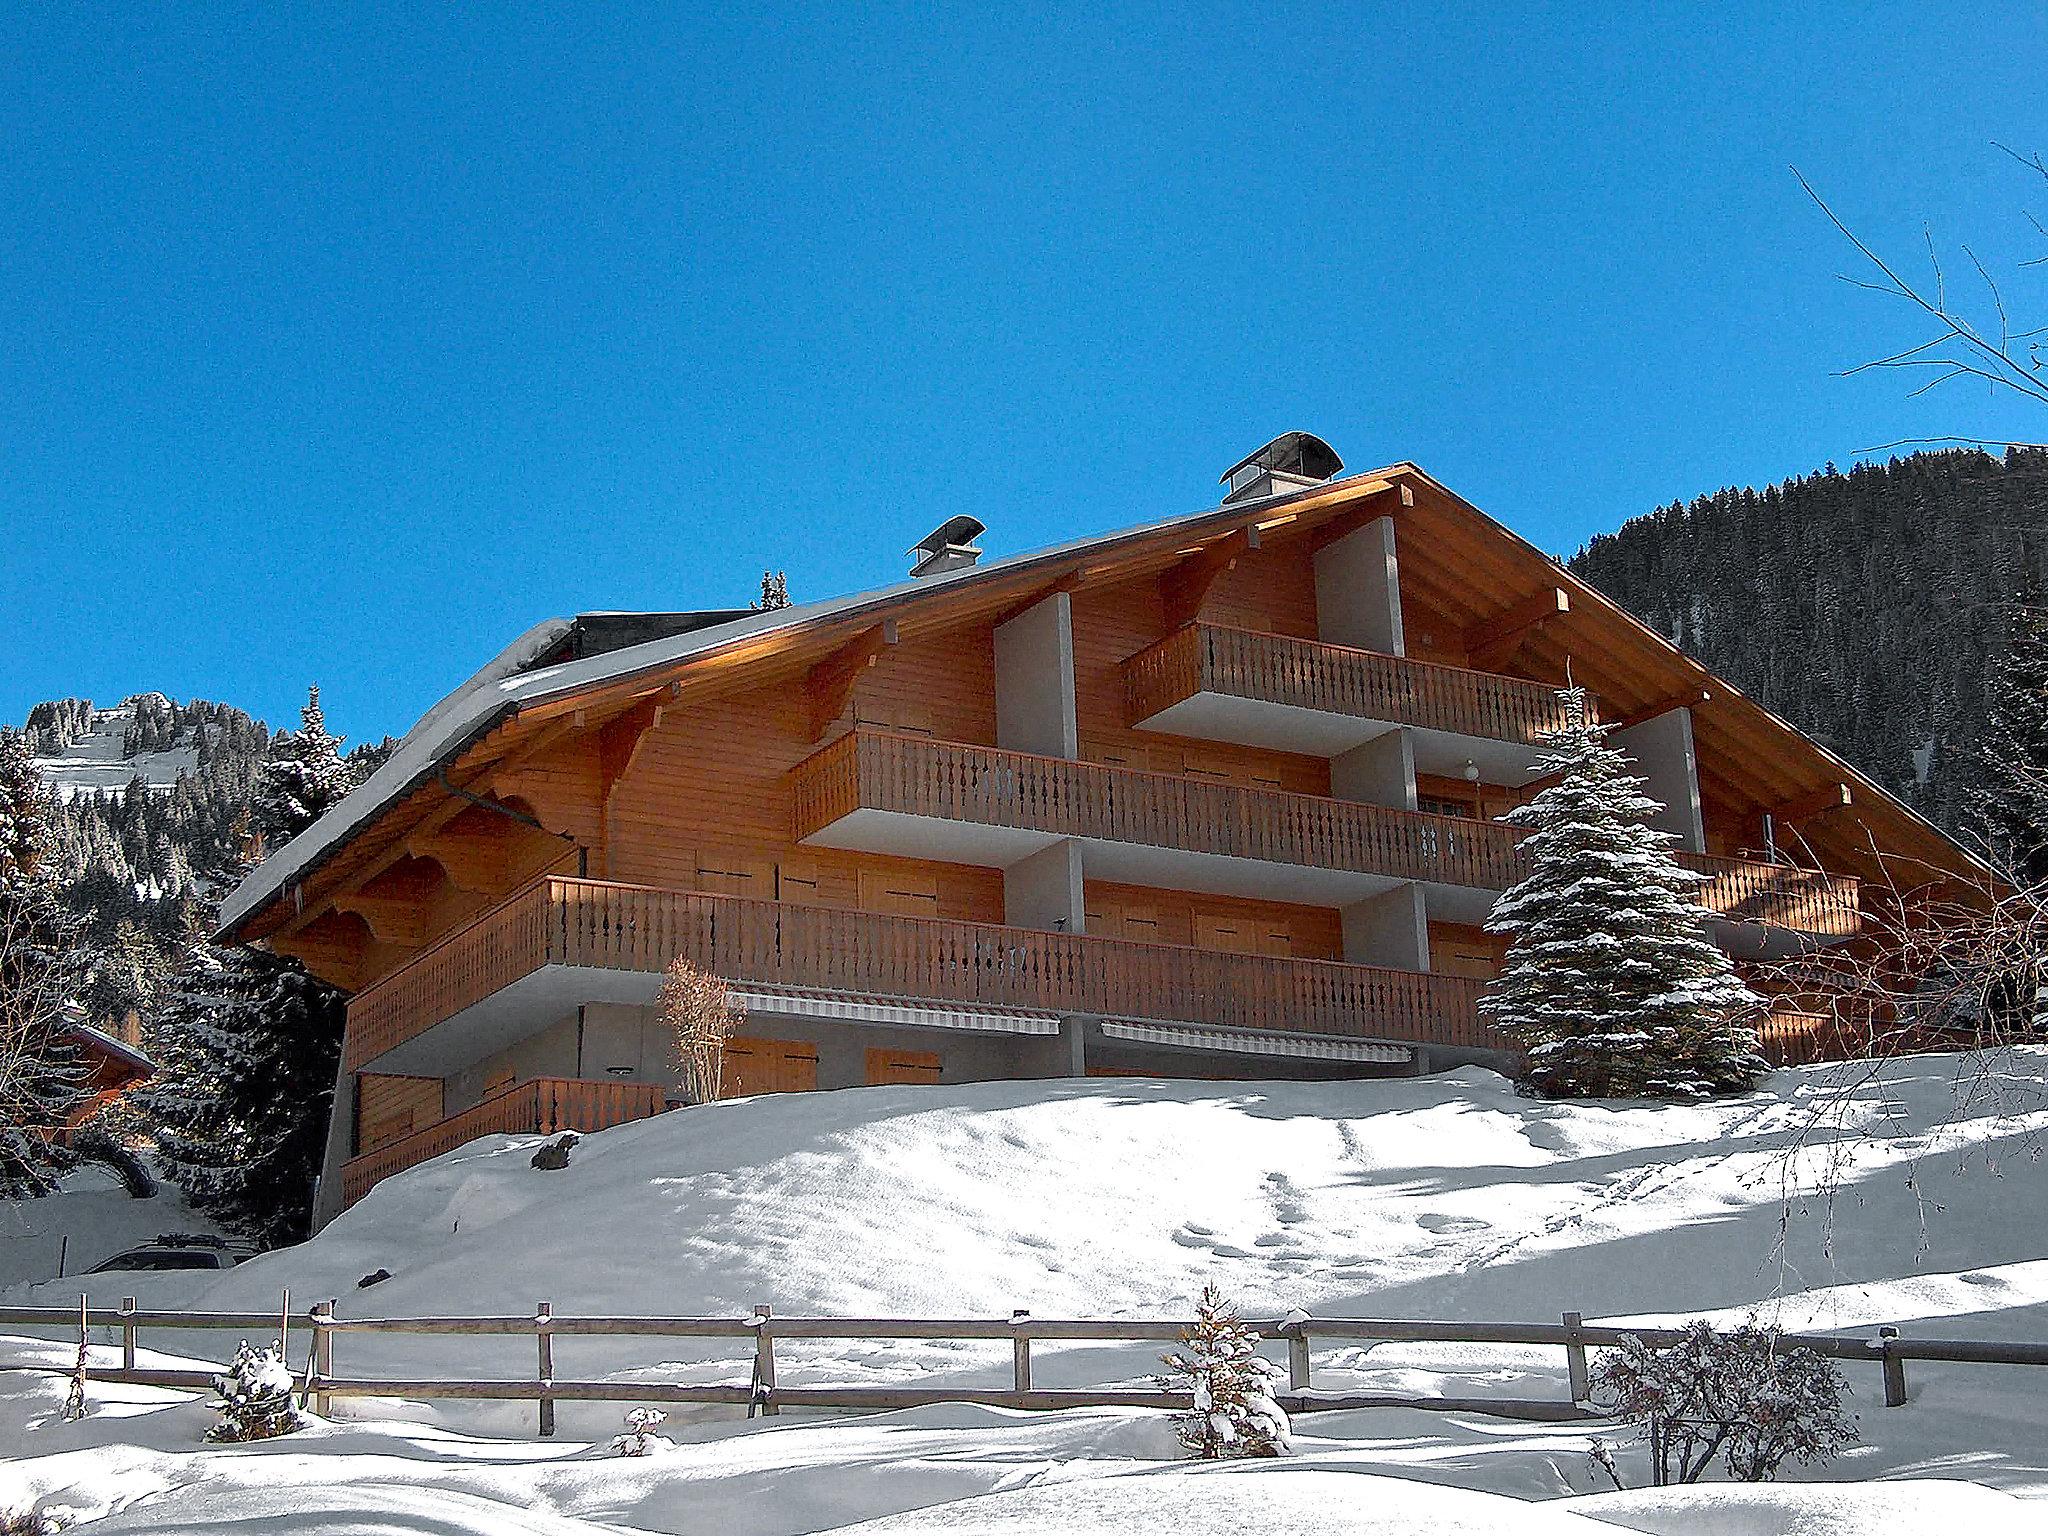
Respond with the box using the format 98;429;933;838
85;1234;247;1273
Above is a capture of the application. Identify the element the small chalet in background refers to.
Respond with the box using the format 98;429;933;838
56;1003;153;1137
213;436;1984;1225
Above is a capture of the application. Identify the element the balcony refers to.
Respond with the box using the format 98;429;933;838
339;1076;667;1207
1682;854;1860;943
344;875;1501;1076
792;728;1524;911
1125;623;1588;784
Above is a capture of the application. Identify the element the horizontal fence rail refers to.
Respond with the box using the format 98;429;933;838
792;728;1526;891
1126;623;1592;747
346;875;1503;1072
6;1301;2040;1437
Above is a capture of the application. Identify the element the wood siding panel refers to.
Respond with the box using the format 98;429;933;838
357;1072;444;1155
1084;880;1342;961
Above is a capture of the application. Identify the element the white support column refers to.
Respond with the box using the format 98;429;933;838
1005;839;1086;934
1342;883;1431;971
1313;516;1405;655
1331;729;1418;811
994;592;1078;758
1613;707;1706;854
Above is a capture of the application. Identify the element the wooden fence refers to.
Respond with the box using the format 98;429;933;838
7;1300;2046;1439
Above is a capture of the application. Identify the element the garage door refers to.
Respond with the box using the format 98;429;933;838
865;1048;942;1085
722;1036;819;1097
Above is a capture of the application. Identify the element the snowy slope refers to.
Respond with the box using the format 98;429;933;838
30;696;200;800
6;1053;2048;1531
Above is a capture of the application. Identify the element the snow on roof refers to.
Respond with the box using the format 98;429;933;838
214;482;1308;938
62;1020;154;1074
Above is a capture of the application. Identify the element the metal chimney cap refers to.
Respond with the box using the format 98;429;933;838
1219;432;1344;487
909;515;987;561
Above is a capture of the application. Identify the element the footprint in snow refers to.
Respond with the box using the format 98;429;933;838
1416;1213;1492;1235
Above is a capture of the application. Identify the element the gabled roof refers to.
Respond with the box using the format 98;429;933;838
217;461;1989;942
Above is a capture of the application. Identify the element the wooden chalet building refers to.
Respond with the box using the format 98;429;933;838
215;436;1978;1224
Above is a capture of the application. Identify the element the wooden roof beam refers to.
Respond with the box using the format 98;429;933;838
1772;782;1853;824
1614;685;1713;731
1307;482;1415;553
806;620;898;740
993;571;1084;629
1465;586;1571;672
1160;528;1256;629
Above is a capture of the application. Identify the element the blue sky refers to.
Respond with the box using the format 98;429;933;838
4;3;2044;746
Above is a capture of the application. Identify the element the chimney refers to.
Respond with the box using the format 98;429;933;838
909;515;986;578
1220;432;1345;506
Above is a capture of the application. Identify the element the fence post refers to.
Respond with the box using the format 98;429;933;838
536;1302;556;1437
1563;1310;1589;1402
1011;1310;1032;1394
120;1297;136;1374
314;1300;335;1417
753;1304;778;1416
1879;1326;1908;1408
1286;1318;1311;1393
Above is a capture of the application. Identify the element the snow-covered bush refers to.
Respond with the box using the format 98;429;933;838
1590;1319;1856;1485
660;957;741;1105
1;1508;61;1535
1155;1284;1290;1459
610;1406;671;1457
205;1340;306;1443
1481;688;1767;1099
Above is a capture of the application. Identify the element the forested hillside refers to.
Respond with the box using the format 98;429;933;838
1570;448;2048;837
15;692;392;1034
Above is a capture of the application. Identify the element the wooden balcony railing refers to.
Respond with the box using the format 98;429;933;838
792;728;1526;891
1679;853;1861;939
339;1076;667;1207
1126;623;1591;745
345;875;1503;1073
793;730;1861;939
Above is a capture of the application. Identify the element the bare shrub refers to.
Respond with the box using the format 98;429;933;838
1590;1319;1856;1486
660;957;741;1105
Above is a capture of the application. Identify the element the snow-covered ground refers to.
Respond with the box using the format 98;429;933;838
4;1052;2047;1532
29;696;200;801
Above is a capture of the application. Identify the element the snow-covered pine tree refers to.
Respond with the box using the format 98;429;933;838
143;940;345;1246
253;685;358;851
0;730;86;1197
757;570;790;611
1480;688;1767;1099
1154;1285;1290;1459
205;1339;305;1442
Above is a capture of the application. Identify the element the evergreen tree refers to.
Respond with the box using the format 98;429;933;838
254;686;357;849
1480;690;1767;1099
1154;1285;1290;1459
143;940;345;1246
757;570;791;611
1971;602;2048;882
0;731;85;1196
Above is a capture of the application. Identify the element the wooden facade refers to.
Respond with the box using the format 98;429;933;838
214;457;1982;1217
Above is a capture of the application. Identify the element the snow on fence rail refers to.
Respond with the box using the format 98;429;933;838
6;1301;2047;1438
